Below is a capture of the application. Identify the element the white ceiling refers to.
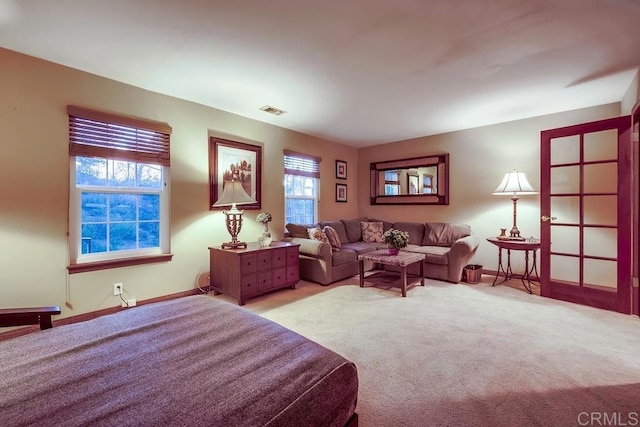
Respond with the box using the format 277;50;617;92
1;0;639;147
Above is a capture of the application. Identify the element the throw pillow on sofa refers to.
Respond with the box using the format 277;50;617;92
307;226;332;252
361;221;383;242
323;226;342;251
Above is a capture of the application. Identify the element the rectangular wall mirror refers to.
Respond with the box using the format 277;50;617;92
370;153;449;205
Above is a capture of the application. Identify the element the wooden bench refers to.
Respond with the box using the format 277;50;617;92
0;306;61;330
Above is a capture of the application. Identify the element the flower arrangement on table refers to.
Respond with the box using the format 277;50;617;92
256;212;272;232
256;212;273;247
382;228;410;253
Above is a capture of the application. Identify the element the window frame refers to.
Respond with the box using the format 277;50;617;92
284;150;321;225
67;106;173;273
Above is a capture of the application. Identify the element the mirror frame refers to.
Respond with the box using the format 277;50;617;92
370;153;449;205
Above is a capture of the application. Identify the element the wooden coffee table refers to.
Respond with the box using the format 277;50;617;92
358;250;426;297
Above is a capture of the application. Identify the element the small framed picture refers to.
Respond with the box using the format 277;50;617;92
336;183;347;202
335;159;347;179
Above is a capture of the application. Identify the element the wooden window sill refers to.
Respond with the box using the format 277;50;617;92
68;254;173;274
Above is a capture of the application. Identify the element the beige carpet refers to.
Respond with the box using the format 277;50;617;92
218;275;640;427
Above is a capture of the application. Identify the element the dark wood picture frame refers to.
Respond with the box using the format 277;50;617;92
209;136;262;210
336;183;347;202
336;159;347;179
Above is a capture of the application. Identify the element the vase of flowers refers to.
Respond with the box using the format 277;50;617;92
382;228;409;255
256;212;273;247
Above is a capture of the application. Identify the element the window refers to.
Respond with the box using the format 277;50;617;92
384;170;400;195
423;174;434;194
284;150;320;225
67;106;172;273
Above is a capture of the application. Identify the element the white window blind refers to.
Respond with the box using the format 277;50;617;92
284;150;320;178
67;105;171;166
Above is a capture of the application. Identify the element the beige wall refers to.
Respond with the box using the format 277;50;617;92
621;69;639;114
0;48;359;317
1;45;633;319
358;103;622;273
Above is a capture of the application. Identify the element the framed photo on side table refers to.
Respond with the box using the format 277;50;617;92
336;160;347;179
336;183;347;202
209;137;262;210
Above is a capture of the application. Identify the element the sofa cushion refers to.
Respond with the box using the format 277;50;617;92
361;221;383;243
307;226;331;253
406;245;449;265
422;223;471;247
286;223;311;238
318;220;349;244
341;217;369;242
331;249;357;266
323;225;342;251
391;222;425;245
341;242;380;256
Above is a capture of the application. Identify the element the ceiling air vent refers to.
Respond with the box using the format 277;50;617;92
260;105;287;116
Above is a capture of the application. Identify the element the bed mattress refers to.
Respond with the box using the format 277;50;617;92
0;295;358;426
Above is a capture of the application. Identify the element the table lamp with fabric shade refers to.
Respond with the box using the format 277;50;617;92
492;170;538;240
213;180;255;249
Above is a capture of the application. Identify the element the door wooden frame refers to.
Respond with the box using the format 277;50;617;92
540;116;632;313
632;100;640;316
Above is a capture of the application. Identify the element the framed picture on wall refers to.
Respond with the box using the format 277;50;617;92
209;136;262;210
336;160;347;179
336;183;347;202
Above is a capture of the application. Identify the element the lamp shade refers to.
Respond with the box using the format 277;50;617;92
212;181;255;207
492;171;537;196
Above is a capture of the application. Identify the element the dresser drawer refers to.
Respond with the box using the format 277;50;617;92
272;248;287;268
240;274;257;296
287;265;300;283
257;251;272;271
240;253;258;274
257;271;272;292
286;247;299;265
273;267;287;287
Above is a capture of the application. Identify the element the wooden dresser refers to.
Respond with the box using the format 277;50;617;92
209;241;300;305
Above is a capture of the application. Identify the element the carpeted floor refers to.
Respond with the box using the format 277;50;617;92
222;274;640;427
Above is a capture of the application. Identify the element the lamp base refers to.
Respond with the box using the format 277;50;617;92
221;241;247;249
507;225;525;241
221;211;246;250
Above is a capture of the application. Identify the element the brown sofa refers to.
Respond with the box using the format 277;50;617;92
284;217;480;285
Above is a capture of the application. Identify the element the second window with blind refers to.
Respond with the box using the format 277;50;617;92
284;150;320;225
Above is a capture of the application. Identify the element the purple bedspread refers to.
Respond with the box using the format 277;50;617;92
0;295;358;426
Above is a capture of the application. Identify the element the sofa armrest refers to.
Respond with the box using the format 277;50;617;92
447;234;481;282
450;234;480;256
284;237;332;259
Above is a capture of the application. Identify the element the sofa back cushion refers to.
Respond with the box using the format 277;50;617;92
318;220;349;244
286;223;312;238
422;223;471;247
361;221;383;242
341;217;369;242
391;222;425;245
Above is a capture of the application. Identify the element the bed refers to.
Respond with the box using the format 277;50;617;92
0;295;359;426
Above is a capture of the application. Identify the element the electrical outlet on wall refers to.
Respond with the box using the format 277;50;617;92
113;283;123;296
